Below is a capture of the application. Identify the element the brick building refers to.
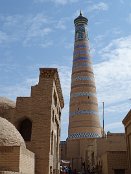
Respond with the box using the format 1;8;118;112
123;110;131;174
60;12;129;174
0;117;35;174
0;11;130;174
0;68;64;174
96;133;128;174
61;133;128;173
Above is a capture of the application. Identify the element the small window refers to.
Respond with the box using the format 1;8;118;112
91;152;95;165
19;119;32;141
52;110;55;122
50;166;53;174
59;110;61;120
53;92;57;107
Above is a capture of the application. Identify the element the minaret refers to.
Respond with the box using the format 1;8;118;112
68;12;101;139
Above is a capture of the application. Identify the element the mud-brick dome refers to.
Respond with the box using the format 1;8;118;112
0;117;26;147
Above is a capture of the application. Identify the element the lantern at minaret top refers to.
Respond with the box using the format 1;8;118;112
68;12;102;139
74;11;88;41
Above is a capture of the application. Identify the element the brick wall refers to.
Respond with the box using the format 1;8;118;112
96;133;127;158
123;110;131;173
107;151;128;174
0;68;64;174
0;146;35;174
19;146;35;174
0;146;19;172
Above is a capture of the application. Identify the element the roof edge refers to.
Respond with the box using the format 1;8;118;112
122;109;131;125
39;68;64;108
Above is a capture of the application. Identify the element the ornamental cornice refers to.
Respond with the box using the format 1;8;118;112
39;68;64;108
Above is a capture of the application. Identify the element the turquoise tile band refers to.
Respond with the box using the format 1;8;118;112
68;132;101;139
71;92;96;98
70;110;99;117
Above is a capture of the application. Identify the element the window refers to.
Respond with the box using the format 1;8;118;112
52;110;54;122
19;118;32;141
53;92;57;107
50;166;53;174
59;110;61;120
91;152;95;165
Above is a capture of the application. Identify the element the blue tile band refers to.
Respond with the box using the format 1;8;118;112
68;132;101;139
74;50;88;55
72;76;94;82
71;92;96;98
75;44;87;49
73;57;89;62
70;110;99;117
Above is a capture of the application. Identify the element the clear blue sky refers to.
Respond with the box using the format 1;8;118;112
0;0;131;140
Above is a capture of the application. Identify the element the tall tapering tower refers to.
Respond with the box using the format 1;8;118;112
66;12;102;171
68;12;101;140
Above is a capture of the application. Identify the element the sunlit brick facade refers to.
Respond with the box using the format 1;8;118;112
0;68;64;174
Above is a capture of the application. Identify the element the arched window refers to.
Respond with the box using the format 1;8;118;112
19;119;32;141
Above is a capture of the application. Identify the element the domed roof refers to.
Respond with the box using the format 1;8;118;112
0;117;26;147
74;11;88;26
0;97;16;109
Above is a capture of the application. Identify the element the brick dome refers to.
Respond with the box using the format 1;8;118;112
0;117;26;147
